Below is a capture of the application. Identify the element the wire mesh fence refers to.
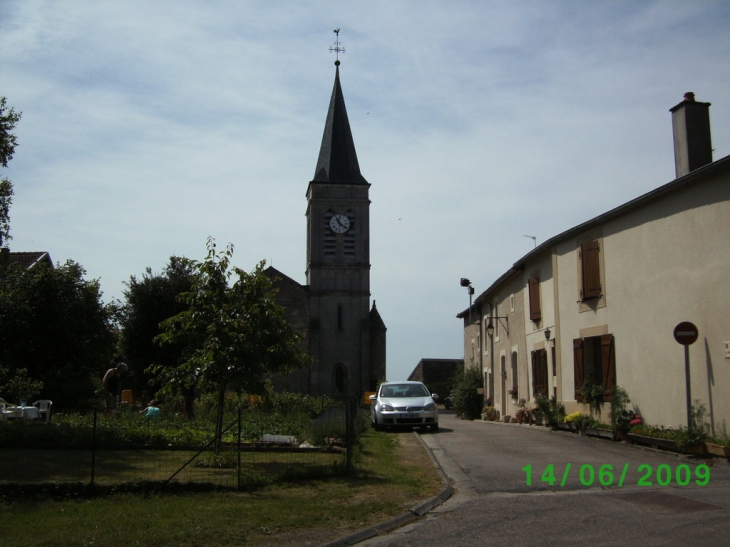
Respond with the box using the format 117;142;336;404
0;397;364;490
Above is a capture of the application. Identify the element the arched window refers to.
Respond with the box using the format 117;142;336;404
333;364;348;394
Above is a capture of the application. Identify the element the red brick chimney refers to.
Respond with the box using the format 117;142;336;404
669;92;712;178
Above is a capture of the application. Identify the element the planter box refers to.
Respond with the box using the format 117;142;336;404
705;442;730;458
628;433;680;452
585;427;617;441
503;415;512;423
556;423;577;433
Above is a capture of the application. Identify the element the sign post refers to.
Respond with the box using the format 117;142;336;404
674;321;698;429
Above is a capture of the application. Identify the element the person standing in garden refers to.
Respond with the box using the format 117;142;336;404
103;362;127;411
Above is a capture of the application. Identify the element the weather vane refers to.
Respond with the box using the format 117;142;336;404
329;28;345;65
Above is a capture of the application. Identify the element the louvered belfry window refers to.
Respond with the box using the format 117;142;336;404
580;240;601;300
324;211;336;258
343;210;356;258
528;277;541;321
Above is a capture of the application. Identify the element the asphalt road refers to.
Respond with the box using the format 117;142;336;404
359;412;730;547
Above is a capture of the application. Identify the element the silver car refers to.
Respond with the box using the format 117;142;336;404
370;381;439;432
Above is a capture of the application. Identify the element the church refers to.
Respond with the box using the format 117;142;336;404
265;57;386;397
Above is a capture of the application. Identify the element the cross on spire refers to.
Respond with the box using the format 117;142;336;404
329;28;345;65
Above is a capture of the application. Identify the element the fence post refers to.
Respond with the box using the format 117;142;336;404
237;407;242;490
90;407;97;486
346;397;354;475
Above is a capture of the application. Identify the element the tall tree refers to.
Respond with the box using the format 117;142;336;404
151;238;310;445
0;260;117;407
0;97;22;247
119;256;196;414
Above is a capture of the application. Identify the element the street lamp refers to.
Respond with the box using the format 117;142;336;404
460;278;475;324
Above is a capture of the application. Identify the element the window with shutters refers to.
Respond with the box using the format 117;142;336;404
531;349;548;398
528;277;541;322
573;334;616;402
579;240;602;300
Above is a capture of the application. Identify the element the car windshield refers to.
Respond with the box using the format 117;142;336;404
380;384;430;398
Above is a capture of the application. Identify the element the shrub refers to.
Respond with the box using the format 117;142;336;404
450;365;483;420
535;395;565;429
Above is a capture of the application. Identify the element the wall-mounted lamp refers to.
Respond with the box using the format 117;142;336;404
544;327;551;341
486;316;509;338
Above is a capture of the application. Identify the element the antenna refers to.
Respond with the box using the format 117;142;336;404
523;235;537;248
329;28;345;65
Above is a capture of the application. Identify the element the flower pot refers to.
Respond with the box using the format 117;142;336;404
585;427;617;441
628;433;680;452
705;442;730;458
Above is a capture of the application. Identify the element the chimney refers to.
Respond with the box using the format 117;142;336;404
669;92;712;178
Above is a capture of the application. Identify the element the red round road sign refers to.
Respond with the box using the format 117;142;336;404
674;321;698;345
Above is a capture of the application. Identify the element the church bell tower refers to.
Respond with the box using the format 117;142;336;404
305;34;385;396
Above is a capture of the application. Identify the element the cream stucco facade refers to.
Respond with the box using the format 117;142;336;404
459;96;730;432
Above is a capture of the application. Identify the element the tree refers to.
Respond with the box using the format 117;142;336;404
0;97;22;247
0;260;117;407
119;256;196;415
151;238;310;445
450;364;484;420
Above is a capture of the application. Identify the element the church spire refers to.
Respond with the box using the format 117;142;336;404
312;31;368;185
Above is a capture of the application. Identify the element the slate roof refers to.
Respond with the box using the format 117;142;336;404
312;65;368;185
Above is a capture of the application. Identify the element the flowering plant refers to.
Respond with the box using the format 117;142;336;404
508;387;518;399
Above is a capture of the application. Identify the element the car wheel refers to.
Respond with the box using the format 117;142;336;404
372;420;383;431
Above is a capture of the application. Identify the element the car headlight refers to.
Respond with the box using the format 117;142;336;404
380;403;394;412
423;402;436;411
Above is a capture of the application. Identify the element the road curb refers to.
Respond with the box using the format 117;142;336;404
318;432;453;547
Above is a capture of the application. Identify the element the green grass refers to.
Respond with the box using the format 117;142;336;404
0;430;442;546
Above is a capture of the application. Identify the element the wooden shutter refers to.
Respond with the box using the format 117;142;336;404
580;241;601;300
573;338;584;401
528;277;542;321
601;334;616;402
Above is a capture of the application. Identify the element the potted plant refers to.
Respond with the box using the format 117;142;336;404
514;398;531;424
508;387;518;401
580;381;603;417
482;405;497;421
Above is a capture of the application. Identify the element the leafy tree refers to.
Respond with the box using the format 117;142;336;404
119;256;196;415
450;364;483;420
0;260;117;407
0;97;22;247
151;238;310;446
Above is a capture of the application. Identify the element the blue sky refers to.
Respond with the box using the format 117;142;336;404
2;1;730;382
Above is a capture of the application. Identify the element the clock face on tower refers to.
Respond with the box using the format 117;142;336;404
329;213;350;234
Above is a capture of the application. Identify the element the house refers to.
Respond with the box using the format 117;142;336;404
0;250;53;270
459;93;730;432
407;358;463;400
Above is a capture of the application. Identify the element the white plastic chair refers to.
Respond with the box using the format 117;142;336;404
33;400;53;423
0;398;18;420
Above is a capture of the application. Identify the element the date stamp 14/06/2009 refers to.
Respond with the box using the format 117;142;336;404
522;463;710;488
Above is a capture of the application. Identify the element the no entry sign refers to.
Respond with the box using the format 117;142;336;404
674;321;699;345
